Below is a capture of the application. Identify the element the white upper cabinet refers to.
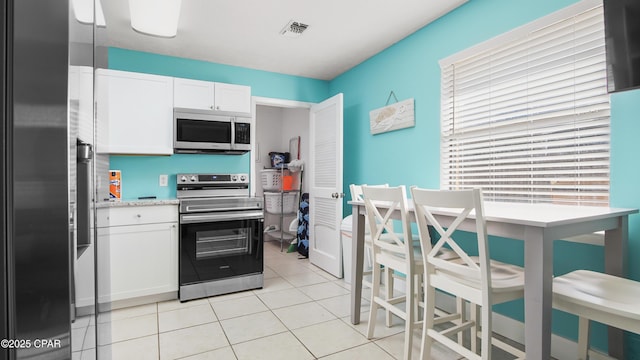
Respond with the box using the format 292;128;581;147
173;78;215;110
214;82;252;113
96;69;174;155
174;77;252;114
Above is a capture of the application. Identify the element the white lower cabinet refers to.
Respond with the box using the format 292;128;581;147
97;205;178;305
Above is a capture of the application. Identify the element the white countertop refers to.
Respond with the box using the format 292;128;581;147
96;198;179;208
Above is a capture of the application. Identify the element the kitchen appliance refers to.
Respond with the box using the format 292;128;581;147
177;173;264;301
2;0;98;358
173;108;252;154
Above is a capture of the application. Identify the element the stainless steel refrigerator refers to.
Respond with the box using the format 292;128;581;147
2;1;96;359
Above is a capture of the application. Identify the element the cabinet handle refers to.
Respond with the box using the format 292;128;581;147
136;214;142;218
210;105;214;110
216;106;220;110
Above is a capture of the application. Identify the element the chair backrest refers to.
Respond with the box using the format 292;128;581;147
349;183;390;202
410;187;490;290
361;185;414;267
350;184;393;233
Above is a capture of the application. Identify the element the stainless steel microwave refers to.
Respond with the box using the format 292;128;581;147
174;108;251;154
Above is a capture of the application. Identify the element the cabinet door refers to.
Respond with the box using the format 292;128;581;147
96;69;174;155
214;82;251;114
97;222;178;303
173;78;215;110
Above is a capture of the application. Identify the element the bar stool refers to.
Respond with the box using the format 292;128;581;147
361;185;422;360
411;187;526;360
553;270;640;360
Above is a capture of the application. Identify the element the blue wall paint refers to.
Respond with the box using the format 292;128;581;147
332;0;579;193
610;89;640;358
109;154;250;200
109;48;329;103
331;0;640;354
107;48;329;199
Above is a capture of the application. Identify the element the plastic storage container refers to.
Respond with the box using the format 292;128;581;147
261;169;282;191
269;152;289;168
265;192;298;214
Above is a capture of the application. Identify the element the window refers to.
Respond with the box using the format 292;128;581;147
440;1;610;206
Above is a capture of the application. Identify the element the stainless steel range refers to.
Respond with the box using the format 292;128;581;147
177;173;264;301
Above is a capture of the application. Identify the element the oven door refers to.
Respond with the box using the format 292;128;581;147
179;211;263;287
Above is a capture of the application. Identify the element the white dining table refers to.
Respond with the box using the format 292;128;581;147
349;200;637;360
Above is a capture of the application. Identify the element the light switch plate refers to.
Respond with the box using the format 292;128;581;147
159;174;168;187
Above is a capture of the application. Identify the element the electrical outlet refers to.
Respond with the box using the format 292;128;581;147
159;174;168;187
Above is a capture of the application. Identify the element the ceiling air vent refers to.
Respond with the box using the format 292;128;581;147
280;20;309;38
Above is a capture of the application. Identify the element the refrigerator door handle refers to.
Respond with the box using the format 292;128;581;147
76;140;93;256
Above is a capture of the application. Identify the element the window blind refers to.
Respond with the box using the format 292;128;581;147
440;5;610;206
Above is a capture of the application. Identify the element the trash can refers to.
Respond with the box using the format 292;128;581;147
341;215;371;284
340;216;353;283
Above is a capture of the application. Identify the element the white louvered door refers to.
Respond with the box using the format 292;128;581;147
309;94;343;277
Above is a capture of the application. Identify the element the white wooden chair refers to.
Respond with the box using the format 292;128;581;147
362;185;422;360
411;187;526;360
553;270;640;360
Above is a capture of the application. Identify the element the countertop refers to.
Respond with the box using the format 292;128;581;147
96;198;179;208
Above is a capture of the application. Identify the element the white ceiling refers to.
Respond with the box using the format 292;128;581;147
100;0;468;80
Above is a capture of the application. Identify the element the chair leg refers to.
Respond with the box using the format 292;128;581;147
414;273;422;323
577;317;589;360
367;262;382;339
385;266;393;327
457;297;465;346
471;302;479;354
420;285;436;360
480;304;491;360
403;270;415;360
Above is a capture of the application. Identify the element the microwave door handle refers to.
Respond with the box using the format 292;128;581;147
230;118;236;148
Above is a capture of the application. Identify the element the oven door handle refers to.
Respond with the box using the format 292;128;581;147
183;205;261;213
180;210;264;224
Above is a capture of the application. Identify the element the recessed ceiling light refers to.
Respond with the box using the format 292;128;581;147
129;0;182;38
71;0;106;27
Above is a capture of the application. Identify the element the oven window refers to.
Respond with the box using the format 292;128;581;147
177;119;231;143
195;228;250;259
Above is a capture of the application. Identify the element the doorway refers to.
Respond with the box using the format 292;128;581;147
251;95;345;278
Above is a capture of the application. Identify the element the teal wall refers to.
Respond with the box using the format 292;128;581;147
107;48;329;200
331;0;640;356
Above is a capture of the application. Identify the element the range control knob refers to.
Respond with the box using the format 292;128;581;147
240;175;247;182
180;176;187;182
231;175;238;182
190;175;197;182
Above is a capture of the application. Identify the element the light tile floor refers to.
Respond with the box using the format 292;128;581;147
72;241;520;360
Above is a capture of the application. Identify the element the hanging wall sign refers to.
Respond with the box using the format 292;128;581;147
369;96;415;135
